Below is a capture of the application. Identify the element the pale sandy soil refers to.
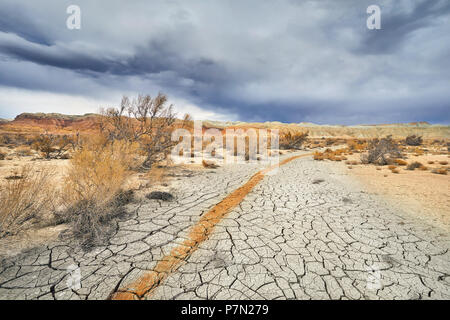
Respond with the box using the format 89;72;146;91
336;152;450;229
1;145;448;259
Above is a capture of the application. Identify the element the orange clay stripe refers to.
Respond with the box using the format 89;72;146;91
110;153;312;300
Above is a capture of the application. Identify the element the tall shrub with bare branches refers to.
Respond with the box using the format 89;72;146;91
61;138;139;247
100;93;190;169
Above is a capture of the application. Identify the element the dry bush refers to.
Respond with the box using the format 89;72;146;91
202;160;219;169
313;152;324;160
61;138;138;247
361;135;402;165
32;134;55;159
391;169;400;174
413;147;424;156
313;148;348;161
0;165;55;237
146;166;167;186
100;93;191;169
32;134;73;159
0;150;5;160
15;145;33;156
388;165;397;170
406;162;423;170
428;161;434;164
439;161;448;165
405;135;423;146
279;131;308;150
431;168;447;175
347;139;368;153
394;159;407;166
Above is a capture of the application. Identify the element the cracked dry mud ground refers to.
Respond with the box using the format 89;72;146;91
1;152;449;300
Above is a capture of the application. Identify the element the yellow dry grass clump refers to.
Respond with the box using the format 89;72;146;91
313;148;348;161
394;159;407;166
0;165;55;237
61;136;140;247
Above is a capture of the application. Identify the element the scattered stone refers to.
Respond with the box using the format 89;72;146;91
146;191;174;201
342;197;352;204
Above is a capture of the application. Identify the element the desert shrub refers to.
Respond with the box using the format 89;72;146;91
388;165;397;170
428;161;434;164
347;139;368;152
32;134;55;159
61;139;138;247
439;161;448;165
146;191;174;201
15;145;33;156
406;162;423;170
100;93;191;169
391;169;400;174
0;165;54;237
313;152;324;160
313;148;347;161
32;134;74;159
0;150;5;160
202;159;219;168
405;135;423;146
325;138;335;146
431;168;447;175
394;159;407;166
279;131;309;150
361;135;402;165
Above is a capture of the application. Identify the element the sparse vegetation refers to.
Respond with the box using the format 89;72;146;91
361;135;402;165
279;131;309;150
313;148;348;161
0;165;55;237
146;191;174;201
406;162;423;171
31;133;73;159
394;159;407;166
59;138;139;248
202;159;219;169
431;168;447;175
405;135;423;146
100;93;191;169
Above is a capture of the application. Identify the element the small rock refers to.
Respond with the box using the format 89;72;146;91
146;191;174;201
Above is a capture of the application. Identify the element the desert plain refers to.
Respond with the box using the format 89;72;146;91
0;112;449;300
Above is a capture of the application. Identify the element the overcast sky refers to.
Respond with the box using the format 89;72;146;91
0;0;449;124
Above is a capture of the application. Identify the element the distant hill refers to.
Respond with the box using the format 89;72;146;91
1;112;449;139
0;112;101;133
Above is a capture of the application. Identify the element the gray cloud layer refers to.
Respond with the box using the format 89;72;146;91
0;0;449;124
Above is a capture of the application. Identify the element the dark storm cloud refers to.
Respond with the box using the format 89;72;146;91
0;0;449;124
0;3;53;46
